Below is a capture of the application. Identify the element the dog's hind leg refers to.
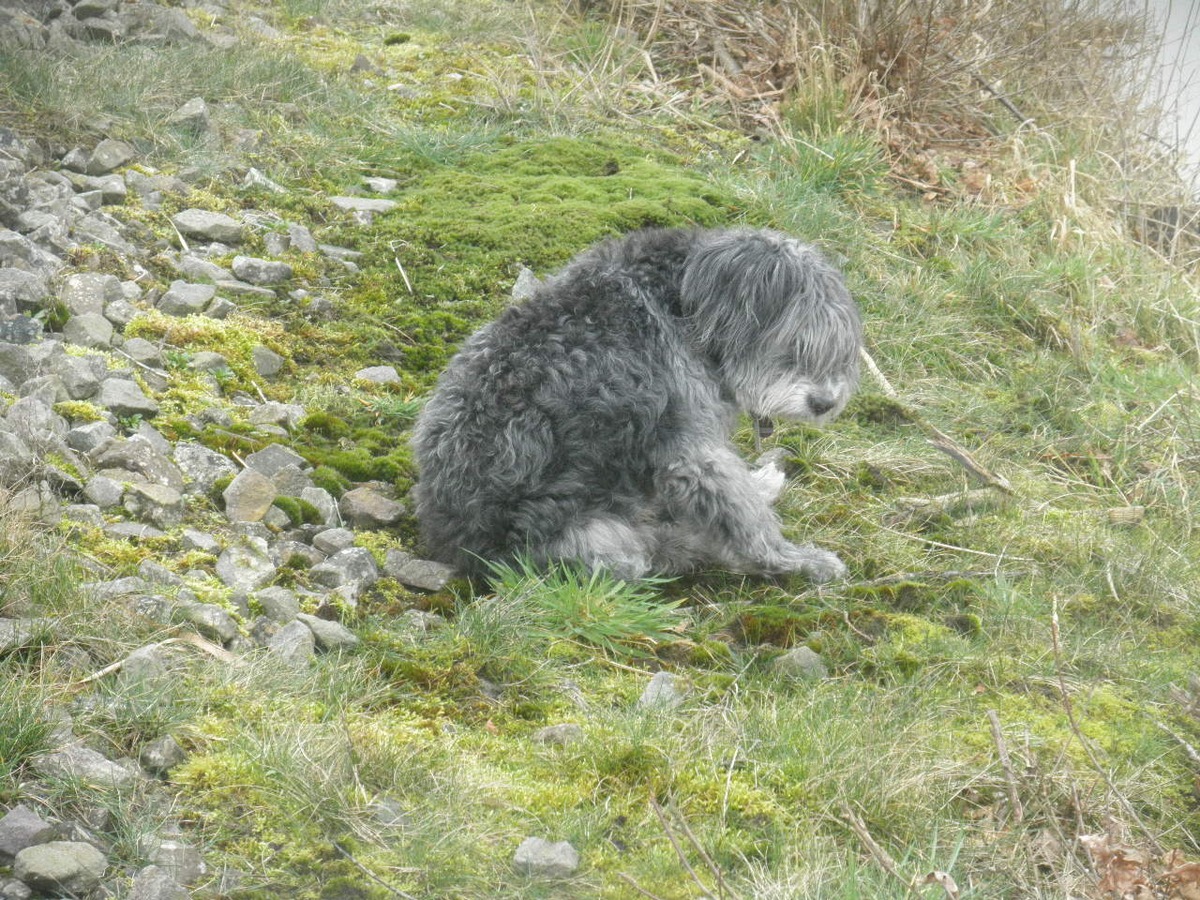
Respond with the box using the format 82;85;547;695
658;447;847;582
538;516;654;581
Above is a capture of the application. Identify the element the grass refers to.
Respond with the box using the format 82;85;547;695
0;0;1199;896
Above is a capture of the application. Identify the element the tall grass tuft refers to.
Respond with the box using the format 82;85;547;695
475;558;684;661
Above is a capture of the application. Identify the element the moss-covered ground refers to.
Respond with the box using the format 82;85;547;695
2;0;1199;897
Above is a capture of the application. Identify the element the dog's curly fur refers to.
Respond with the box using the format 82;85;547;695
412;226;863;580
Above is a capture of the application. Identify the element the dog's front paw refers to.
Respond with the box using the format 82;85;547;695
782;545;847;583
750;461;788;503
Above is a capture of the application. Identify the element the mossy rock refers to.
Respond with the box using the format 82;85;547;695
272;496;324;526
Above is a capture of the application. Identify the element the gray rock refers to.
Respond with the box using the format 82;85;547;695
75;210;137;256
330;196;398;215
202;295;235;319
180;529;220;555
0;805;56;865
0;269;48;314
62;312;114;349
296;613;359;652
310;547;378;590
244;443;305;477
638;671;685;710
123;481;184;529
59;272;122;317
144;838;205;885
251;345;284;377
94;377;159;418
0;228;62;278
33;745;139;790
120;337;163;366
83;575;151;599
158;280;216;317
167;97;210;132
511;266;541;301
353;365;400;385
82;474;123;509
0;344;36;388
531;724;584;747
253;587;299;623
117;645;170;685
13;841;107;895
171;209;243;244
771;646;829;680
139;736;188;777
127;421;167;453
0;316;42;345
87;138;135;175
231;255;292;285
92;437;183;490
364;176;398;193
247;401;305;431
186;350;231;376
512;836;580;878
0;618;51;653
399;609;445;633
173;442;236;494
0;875;33;899
5;396;67;447
300;487;339;526
129;865;189;900
312;527;355;555
339;485;403;528
215;536;275;592
55;354;108;400
105;521;167;541
176;254;229;283
0;432;35;485
268;464;313;496
287;222;318;253
383;550;454;592
176;603;239;644
222;468;277;522
7;481;59;523
265;620;315;667
88;173;128;205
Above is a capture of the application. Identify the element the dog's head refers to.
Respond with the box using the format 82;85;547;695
680;228;862;425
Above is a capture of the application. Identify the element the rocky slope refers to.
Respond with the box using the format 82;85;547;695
0;2;467;896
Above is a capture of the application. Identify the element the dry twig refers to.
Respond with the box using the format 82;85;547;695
840;802;923;897
987;708;1025;824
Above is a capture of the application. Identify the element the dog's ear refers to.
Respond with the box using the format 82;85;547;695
680;229;859;372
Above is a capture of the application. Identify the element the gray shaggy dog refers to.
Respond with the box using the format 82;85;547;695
412;226;862;581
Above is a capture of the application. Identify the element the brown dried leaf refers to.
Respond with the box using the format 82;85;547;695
1164;858;1200;900
1080;833;1151;897
915;870;960;898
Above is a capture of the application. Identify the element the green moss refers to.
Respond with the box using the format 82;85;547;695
736;605;888;648
343;135;737;386
272;496;323;526
53;400;107;423
310;465;350;497
300;411;351;439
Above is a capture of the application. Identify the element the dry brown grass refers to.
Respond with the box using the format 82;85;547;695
589;0;1200;263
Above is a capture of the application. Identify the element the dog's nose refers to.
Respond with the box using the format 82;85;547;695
807;392;837;416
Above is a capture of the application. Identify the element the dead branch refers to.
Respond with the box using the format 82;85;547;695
860;347;1013;494
840;803;923;898
987;708;1025;824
